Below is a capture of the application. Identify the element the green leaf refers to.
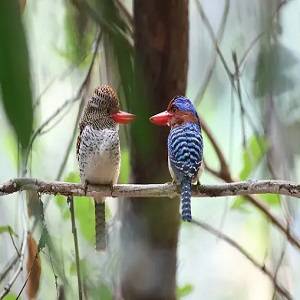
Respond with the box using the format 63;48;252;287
176;284;194;299
98;284;112;300
254;42;297;97
0;225;17;237
64;171;80;183
55;194;70;220
74;195;94;244
119;149;130;183
232;194;280;211
239;136;267;180
59;1;96;65
0;0;33;150
231;196;251;212
261;194;280;206
3;293;17;300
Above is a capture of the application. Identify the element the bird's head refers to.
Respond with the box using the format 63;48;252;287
149;96;199;127
85;85;135;125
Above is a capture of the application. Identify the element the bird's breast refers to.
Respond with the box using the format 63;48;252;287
78;126;120;184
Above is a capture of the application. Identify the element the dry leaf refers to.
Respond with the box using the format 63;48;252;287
26;233;41;300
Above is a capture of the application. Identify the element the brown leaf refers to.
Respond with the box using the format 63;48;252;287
19;0;26;12
26;233;41;300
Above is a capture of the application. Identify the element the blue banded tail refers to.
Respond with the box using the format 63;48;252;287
181;177;192;221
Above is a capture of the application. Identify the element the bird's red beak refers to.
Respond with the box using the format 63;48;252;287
149;111;173;126
112;111;136;124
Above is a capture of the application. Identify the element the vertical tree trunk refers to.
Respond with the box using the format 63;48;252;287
119;1;188;299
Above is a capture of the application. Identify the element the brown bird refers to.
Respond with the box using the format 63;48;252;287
77;85;135;250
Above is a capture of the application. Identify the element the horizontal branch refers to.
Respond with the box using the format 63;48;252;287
1;178;300;199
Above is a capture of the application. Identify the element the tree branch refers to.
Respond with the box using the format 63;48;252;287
2;177;300;250
1;178;300;199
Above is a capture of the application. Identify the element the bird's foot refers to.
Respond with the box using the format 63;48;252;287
109;183;114;197
196;180;202;191
84;180;89;196
165;179;177;185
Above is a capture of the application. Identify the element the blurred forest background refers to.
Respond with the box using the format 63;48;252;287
1;0;300;299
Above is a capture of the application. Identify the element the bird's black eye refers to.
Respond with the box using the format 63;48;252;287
171;106;177;113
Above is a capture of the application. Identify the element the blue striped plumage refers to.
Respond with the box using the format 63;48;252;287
167;97;203;221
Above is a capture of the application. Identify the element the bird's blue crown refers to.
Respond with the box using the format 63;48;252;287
169;96;200;125
171;96;197;114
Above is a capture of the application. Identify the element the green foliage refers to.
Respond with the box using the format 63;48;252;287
232;135;280;210
239;135;267;180
96;284;112;300
87;0;134;105
2;294;17;300
0;0;33;150
232;193;280;211
119;149;130;183
75;195;95;244
0;225;17;237
176;284;194;299
60;1;96;65
3;133;18;167
254;42;297;97
231;196;251;212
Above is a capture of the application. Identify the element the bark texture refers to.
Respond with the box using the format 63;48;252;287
119;1;189;299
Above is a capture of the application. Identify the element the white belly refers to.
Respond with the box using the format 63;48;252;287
84;149;120;184
78;126;120;185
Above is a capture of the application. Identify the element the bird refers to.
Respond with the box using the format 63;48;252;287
77;85;135;250
149;96;203;221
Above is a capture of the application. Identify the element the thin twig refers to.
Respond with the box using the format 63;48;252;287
232;51;247;148
195;0;233;79
271;243;287;300
191;219;292;300
67;196;83;300
8;230;20;257
41;249;59;298
203;117;300;254
0;253;20;284
33;52;90;112
238;32;265;70
201;120;231;181
23;94;81;172
0;231;27;299
194;0;230;106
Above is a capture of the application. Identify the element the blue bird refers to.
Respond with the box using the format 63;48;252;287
150;96;203;221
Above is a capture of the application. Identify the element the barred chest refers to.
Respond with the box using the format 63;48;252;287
167;122;203;183
77;125;120;185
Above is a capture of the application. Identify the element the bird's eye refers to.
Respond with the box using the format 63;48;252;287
171;106;177;113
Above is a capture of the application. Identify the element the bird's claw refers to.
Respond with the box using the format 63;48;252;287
84;180;89;196
196;180;202;190
109;183;114;197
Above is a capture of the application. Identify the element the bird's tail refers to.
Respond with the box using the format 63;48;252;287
181;177;192;222
94;197;106;251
